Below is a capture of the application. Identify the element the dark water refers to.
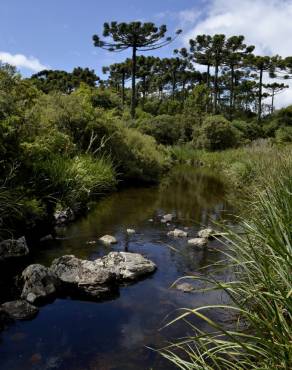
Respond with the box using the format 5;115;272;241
0;166;234;370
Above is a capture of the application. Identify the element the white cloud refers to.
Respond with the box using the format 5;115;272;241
180;0;292;108
0;51;48;72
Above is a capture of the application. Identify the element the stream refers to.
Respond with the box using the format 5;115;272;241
0;166;234;370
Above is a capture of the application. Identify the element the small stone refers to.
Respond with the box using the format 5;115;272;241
99;235;117;245
86;240;96;245
175;283;193;292
162;214;174;222
198;228;214;239
126;229;135;235
188;238;208;247
1;300;39;320
148;219;154;222
167;229;188;237
40;234;54;242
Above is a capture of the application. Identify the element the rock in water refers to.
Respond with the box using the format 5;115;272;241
1;300;39;320
50;255;117;299
21;264;59;304
162;214;174;222
188;238;208;247
0;237;29;261
50;252;156;298
126;229;135;235
198;228;214;239
175;283;194;293
99;252;157;280
99;235;117;245
167;229;188;237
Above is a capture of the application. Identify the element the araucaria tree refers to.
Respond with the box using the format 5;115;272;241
93;22;181;118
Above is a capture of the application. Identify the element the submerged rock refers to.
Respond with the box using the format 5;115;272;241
188;238;208;247
21;264;59;304
99;235;117;245
0;237;29;261
175;283;194;293
167;229;188;238
1;300;39;320
198;228;214;239
0;308;13;329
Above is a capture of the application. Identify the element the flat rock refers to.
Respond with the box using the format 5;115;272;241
50;255;117;299
99;252;157;280
198;228;214;239
167;229;188;238
1;300;39;320
99;235;117;245
188;238;208;247
175;283;194;292
0;237;29;261
21;264;59;304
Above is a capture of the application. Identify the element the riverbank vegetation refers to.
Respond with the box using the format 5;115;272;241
1;19;292;369
161;146;292;369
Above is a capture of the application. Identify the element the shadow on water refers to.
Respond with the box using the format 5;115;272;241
0;166;235;370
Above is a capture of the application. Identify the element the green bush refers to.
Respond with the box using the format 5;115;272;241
138;114;183;145
275;126;292;143
231;120;262;142
194;115;240;151
115;128;170;182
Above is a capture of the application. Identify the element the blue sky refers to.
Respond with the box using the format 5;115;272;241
1;0;292;107
0;0;202;76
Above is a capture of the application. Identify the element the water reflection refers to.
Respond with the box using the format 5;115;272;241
0;167;233;370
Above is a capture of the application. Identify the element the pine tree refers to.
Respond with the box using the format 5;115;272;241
93;22;181;118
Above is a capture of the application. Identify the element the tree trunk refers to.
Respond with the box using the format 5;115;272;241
214;61;219;114
271;89;275;114
121;72;125;109
131;45;137;119
206;64;210;88
258;68;263;122
172;71;176;99
229;65;234;120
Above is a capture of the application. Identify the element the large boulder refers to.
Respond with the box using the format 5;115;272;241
21;264;59;304
50;252;156;299
0;237;29;261
50;255;117;299
1;300;39;320
98;252;157;281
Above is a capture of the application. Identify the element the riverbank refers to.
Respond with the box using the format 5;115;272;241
163;143;292;369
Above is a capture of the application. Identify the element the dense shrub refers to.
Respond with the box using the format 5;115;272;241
115;128;170;182
194;115;240;151
231;120;262;142
138;114;184;145
275;126;292;143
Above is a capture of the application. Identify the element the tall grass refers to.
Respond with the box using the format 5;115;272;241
33;154;116;207
160;147;292;369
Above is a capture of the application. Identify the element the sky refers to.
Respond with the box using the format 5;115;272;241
1;0;292;107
